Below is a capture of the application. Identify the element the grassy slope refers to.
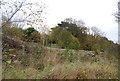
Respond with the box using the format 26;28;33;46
2;42;118;79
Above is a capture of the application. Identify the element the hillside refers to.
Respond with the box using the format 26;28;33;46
1;0;119;79
2;36;118;79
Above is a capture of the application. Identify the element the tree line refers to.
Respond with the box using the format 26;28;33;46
1;0;119;53
2;17;118;53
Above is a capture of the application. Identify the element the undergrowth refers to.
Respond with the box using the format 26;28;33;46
2;44;118;79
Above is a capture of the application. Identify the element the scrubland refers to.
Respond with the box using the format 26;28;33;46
2;44;118;79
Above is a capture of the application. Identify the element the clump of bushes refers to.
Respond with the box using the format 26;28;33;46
22;27;41;43
51;27;80;50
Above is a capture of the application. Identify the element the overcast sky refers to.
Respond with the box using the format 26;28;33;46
41;0;118;42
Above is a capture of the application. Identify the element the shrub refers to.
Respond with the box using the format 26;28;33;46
51;27;80;50
23;27;41;42
3;26;24;40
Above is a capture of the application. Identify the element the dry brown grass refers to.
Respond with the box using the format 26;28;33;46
2;46;118;79
44;61;118;79
41;49;61;65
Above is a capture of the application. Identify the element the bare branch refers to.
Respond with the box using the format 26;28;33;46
1;0;46;29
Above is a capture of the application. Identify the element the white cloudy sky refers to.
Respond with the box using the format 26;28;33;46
41;0;118;42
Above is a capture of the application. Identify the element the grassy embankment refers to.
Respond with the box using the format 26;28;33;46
2;42;118;79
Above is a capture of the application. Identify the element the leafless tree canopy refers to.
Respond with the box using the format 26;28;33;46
91;26;105;38
1;0;46;28
64;18;85;27
113;1;120;23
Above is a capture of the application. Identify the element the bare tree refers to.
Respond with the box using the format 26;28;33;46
113;1;120;23
64;17;85;27
1;0;46;29
40;25;50;45
91;26;105;38
113;1;120;44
